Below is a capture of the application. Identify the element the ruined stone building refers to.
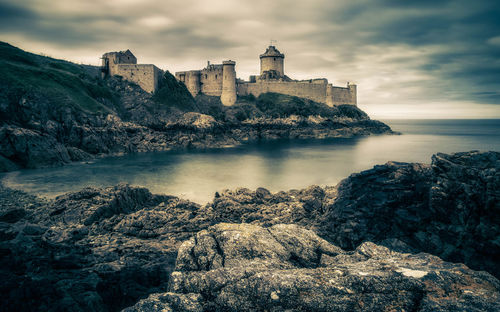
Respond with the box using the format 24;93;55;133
101;50;162;93
176;45;357;106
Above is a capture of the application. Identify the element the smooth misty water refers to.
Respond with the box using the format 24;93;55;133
2;119;499;204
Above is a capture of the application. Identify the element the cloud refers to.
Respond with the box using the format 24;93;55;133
0;0;499;117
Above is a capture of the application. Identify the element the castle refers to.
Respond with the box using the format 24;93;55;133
176;45;356;106
101;50;162;93
101;45;356;107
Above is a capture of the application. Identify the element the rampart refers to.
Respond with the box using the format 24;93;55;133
113;64;161;94
101;50;161;93
329;84;357;106
238;80;328;104
174;45;357;106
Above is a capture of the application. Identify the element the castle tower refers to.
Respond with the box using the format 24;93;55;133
221;60;237;106
260;45;285;77
101;50;137;77
348;82;357;106
186;71;201;97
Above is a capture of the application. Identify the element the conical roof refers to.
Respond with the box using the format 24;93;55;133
260;46;284;58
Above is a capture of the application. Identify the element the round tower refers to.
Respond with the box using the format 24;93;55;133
221;60;237;106
186;71;201;97
260;45;285;77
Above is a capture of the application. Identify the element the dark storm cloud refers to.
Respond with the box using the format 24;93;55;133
0;1;126;45
0;2;37;27
0;0;499;111
311;0;500;105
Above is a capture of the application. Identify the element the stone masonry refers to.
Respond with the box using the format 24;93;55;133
101;50;162;93
176;45;357;106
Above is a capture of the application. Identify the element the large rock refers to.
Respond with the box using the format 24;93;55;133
320;151;500;277
40;183;163;225
165;112;219;131
0;183;205;312
203;151;500;278
0;125;71;169
125;223;500;311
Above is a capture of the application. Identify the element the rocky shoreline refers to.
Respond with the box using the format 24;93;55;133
1;150;498;311
0;108;393;172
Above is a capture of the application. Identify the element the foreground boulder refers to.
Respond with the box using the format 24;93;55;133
125;223;500;312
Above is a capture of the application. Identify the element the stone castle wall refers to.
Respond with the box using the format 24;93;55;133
200;65;223;96
114;64;161;93
173;45;357;106
102;51;160;93
329;85;357;106
176;71;201;97
238;80;328;104
177;65;225;97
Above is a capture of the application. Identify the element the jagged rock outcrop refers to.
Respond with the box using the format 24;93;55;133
0;125;71;169
1;151;498;311
0;184;205;312
125;223;500;312
319;151;500;278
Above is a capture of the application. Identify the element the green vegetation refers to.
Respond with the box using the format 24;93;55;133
0;42;367;125
192;92;368;122
194;94;225;120
0;41;114;115
153;71;196;111
232;92;368;120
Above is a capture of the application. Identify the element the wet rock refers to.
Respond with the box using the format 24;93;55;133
128;223;499;312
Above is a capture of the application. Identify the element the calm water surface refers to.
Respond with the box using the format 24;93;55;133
2;119;499;203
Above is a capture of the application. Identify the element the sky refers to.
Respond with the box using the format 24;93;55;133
1;0;499;119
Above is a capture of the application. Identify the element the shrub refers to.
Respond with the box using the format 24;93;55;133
153;71;196;111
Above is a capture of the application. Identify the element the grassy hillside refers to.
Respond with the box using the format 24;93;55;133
0;42;369;126
153;71;196;111
213;92;369;122
0;42;116;118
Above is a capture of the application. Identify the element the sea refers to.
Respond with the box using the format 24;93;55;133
2;119;499;204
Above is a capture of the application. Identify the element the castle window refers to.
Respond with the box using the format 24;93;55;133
274;58;276;61
205;74;207;79
215;74;217;79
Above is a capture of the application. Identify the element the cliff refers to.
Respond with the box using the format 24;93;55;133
0;151;498;311
0;42;393;172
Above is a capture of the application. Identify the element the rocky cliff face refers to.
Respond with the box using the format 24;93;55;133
0;103;392;172
0;42;393;172
0;151;498;311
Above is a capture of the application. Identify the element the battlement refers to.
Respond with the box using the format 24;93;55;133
173;44;356;106
259;46;285;59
